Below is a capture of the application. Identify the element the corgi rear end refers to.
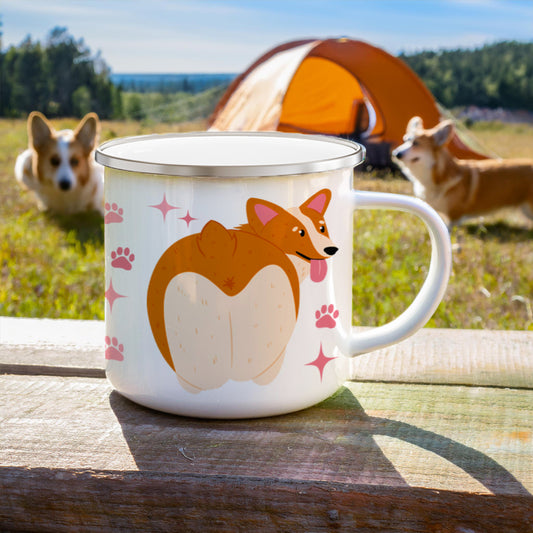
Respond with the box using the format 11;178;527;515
147;189;337;393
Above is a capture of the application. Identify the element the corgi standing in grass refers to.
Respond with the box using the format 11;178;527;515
15;111;104;215
393;116;533;228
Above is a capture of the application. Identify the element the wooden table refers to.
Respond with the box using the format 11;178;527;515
1;317;532;532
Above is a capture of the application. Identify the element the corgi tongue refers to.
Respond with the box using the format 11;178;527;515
310;259;327;282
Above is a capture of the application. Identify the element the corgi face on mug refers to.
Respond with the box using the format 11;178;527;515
246;189;338;282
29;111;99;192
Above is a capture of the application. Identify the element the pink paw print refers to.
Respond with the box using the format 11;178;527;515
104;202;124;224
105;336;124;361
111;247;135;270
315;304;339;328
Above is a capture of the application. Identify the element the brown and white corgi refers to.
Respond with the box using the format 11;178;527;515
393;116;533;227
15;111;104;215
147;189;337;393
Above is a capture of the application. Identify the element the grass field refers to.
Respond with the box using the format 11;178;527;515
1;118;532;330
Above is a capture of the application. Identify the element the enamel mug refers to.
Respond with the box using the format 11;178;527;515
96;132;451;419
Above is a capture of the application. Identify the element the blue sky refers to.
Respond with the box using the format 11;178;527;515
2;0;532;73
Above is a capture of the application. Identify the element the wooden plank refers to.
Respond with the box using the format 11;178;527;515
1;467;532;532
1;375;531;493
2;319;531;530
0;316;103;347
1;317;532;387
0;374;531;531
350;327;533;389
0;345;104;378
0;316;105;377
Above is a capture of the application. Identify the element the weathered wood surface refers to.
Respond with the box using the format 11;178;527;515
2;316;532;387
0;317;532;532
0;317;103;377
351;327;533;389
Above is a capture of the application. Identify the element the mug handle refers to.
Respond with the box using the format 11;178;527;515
349;190;452;356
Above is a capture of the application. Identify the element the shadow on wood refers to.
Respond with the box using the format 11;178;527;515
104;386;532;531
109;387;530;497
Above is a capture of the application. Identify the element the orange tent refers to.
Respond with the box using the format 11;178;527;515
208;38;487;162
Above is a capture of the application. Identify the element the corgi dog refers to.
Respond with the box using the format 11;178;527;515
393;116;533;227
15;111;104;215
147;189;337;393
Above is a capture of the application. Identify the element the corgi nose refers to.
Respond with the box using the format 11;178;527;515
392;148;403;159
58;178;72;191
324;246;338;256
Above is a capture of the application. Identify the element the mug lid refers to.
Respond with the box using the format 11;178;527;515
95;131;364;177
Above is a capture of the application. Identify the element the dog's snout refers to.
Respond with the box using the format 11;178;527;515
324;246;338;256
58;178;72;191
392;148;403;159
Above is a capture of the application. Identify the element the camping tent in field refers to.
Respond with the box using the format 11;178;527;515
208;38;487;165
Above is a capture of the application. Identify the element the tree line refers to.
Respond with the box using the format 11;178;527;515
1;26;532;119
400;41;533;112
0;26;228;121
0;27;122;119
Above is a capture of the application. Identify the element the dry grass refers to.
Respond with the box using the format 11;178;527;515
353;121;533;330
1;117;532;330
0;118;206;319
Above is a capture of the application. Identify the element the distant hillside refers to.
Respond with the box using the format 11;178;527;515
110;73;236;94
399;41;533;111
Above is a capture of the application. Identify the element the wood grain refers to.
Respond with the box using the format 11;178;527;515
1;375;531;492
1;318;532;531
2;317;532;387
0;316;104;377
2;466;532;532
350;327;533;389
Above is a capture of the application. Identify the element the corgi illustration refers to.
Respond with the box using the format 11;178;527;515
147;189;337;393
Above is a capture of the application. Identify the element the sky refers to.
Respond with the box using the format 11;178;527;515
2;0;533;74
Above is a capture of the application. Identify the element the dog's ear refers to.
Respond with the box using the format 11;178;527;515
246;198;286;233
29;112;54;151
432;120;454;147
75;113;100;154
407;116;423;134
300;189;331;216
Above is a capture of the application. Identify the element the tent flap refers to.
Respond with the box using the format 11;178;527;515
279;57;366;135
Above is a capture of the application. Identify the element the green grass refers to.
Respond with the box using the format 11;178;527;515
121;86;225;124
353;207;533;330
353;173;533;330
1;117;532;329
0;210;103;318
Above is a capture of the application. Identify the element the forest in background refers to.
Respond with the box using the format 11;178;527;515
399;41;533;112
1;26;532;120
0;27;121;119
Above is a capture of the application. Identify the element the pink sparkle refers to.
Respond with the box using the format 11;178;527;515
179;210;197;228
105;279;126;312
306;343;337;381
149;194;179;221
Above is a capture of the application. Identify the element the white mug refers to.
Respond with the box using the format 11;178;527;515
96;132;451;418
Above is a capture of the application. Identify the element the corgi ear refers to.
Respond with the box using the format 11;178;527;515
29;111;54;151
246;198;286;232
300;189;331;215
407;116;423;134
432;120;454;147
75;113;100;154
